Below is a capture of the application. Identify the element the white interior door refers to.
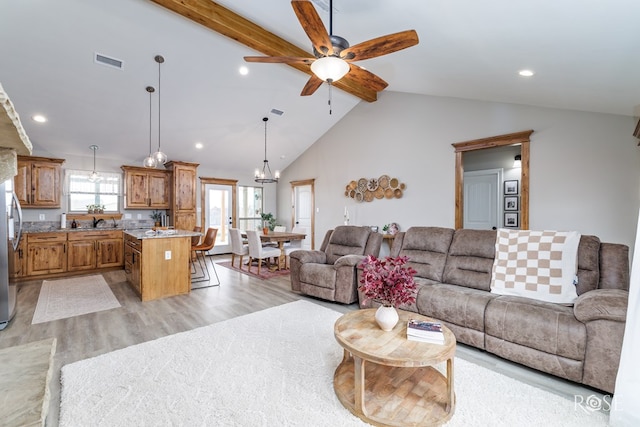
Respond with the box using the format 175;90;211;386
204;183;233;254
463;169;502;230
293;183;313;250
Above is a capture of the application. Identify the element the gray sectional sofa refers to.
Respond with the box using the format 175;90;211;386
357;226;630;393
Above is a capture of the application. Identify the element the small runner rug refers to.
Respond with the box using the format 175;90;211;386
60;301;608;426
217;260;290;280
32;274;121;324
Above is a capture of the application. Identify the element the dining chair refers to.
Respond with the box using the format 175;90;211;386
284;226;306;269
229;228;249;269
191;227;220;286
246;230;281;275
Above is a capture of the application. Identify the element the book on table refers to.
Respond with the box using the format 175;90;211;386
407;319;445;344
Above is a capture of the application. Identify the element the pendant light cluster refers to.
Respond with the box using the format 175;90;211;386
254;117;280;184
143;54;168;168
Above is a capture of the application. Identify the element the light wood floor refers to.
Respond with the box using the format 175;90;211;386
0;254;606;426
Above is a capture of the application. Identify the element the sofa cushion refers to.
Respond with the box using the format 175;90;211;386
325;226;371;264
490;229;581;304
485;295;586;361
398;227;454;282
442;229;496;291
417;283;498;340
575;235;600;295
299;264;336;289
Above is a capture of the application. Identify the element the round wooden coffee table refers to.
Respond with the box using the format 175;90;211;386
333;309;456;427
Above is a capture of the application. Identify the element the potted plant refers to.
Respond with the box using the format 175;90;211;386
150;210;163;227
358;255;417;331
260;212;277;234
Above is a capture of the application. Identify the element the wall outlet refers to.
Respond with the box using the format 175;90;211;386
164;250;171;260
125;213;131;219
137;214;142;219
39;214;45;220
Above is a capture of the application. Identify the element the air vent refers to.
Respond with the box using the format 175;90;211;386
94;53;123;70
270;109;284;116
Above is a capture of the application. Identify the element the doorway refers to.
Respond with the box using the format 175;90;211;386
452;130;532;230
291;179;315;250
200;178;237;254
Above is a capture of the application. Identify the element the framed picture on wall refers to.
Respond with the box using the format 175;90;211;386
504;180;519;195
504;212;519;227
504;196;519;211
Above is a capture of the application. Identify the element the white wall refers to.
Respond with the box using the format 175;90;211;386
277;91;640;251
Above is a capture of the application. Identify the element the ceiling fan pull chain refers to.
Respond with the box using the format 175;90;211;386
328;81;333;115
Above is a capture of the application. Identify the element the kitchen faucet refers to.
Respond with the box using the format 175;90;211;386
93;217;105;228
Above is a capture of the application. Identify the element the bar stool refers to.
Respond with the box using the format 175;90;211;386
191;227;220;287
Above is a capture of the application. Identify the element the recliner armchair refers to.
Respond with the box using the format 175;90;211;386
289;226;382;304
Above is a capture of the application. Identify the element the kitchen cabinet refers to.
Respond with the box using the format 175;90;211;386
165;161;198;231
124;230;195;301
67;230;123;272
15;156;64;208
7;239;26;279
121;165;170;209
124;233;141;295
26;232;67;276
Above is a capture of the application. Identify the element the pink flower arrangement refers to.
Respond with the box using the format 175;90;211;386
358;255;417;308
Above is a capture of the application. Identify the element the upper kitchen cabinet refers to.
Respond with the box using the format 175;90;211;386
121;165;170;209
15;156;64;208
165;161;198;231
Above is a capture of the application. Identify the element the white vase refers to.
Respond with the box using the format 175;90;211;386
375;305;399;331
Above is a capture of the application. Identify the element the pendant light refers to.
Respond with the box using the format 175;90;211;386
88;145;101;182
143;86;157;168
254;117;280;184
152;55;168;165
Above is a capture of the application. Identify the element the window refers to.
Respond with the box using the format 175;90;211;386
237;186;263;232
66;170;121;212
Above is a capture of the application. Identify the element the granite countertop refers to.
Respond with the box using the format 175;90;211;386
124;229;201;240
23;227;127;234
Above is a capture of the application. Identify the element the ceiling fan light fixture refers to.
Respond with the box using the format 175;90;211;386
311;56;350;82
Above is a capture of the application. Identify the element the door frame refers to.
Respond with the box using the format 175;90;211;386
453;130;532;230
290;178;315;250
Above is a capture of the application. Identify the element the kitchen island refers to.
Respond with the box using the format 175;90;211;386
124;229;201;301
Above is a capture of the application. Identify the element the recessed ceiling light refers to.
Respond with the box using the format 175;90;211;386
239;66;249;76
32;114;47;123
518;69;535;77
195;142;203;149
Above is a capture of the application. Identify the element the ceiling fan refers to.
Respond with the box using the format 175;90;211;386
244;0;419;97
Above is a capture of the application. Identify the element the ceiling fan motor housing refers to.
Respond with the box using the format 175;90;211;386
313;34;349;58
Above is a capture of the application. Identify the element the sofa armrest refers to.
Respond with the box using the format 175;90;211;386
290;250;327;265
574;289;629;323
334;254;365;268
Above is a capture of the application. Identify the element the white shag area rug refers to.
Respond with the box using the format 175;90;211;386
60;301;608;427
32;274;120;324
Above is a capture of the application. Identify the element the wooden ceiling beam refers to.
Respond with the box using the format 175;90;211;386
150;0;378;102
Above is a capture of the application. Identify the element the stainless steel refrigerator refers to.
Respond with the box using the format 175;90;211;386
0;180;22;330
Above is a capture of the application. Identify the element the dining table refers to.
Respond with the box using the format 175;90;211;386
243;231;307;270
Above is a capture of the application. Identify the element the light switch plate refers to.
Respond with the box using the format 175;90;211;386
39;214;45;220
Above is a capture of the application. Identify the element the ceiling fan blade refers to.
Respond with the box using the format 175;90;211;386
344;64;388;92
291;0;333;56
244;56;314;64
341;30;419;61
300;74;324;96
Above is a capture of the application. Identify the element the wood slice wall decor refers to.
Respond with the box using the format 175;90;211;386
344;175;406;202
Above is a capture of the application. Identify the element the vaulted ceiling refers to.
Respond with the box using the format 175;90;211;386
1;0;638;174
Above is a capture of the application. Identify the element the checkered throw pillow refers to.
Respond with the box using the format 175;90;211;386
490;229;580;304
